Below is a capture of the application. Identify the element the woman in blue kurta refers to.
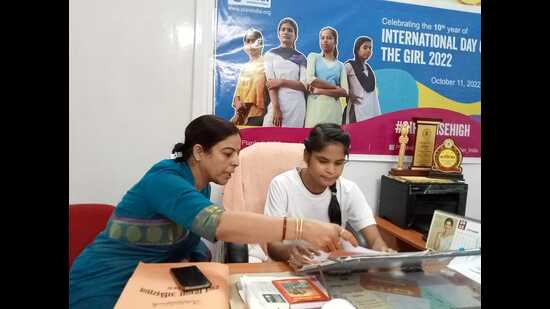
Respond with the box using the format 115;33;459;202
69;115;358;309
304;27;349;128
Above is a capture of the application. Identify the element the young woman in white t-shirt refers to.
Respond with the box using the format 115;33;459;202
264;123;394;268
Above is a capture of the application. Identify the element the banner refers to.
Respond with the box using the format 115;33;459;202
214;0;481;157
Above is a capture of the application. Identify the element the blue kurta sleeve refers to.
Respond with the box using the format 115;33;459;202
142;170;213;231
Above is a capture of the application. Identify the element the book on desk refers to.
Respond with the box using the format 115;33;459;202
237;274;330;309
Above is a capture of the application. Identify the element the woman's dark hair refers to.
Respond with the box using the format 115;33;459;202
320;26;339;58
171;115;240;162
304;123;350;156
278;17;298;48
444;218;454;226
304;123;351;225
353;36;372;60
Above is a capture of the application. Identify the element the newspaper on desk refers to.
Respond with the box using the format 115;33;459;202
295;240;481;274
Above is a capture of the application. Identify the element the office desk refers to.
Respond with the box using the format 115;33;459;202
228;260;481;308
229;262;293;309
376;216;427;251
229;261;291;274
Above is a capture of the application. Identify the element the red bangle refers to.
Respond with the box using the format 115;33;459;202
282;217;287;240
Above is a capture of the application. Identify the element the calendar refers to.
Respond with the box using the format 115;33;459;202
426;210;481;252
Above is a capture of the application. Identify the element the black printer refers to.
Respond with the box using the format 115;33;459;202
378;175;467;236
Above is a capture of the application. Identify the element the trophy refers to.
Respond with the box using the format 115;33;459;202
429;138;465;180
390;118;442;177
389;121;419;176
392;121;409;171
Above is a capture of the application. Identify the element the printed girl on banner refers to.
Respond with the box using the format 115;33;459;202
262;17;308;128
343;36;381;124
304;26;349;128
230;29;268;126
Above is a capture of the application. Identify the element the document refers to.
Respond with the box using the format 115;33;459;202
446;255;481;284
297;240;432;273
114;262;229;309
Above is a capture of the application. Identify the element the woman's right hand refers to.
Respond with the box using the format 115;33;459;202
287;243;321;269
302;219;358;252
273;106;283;127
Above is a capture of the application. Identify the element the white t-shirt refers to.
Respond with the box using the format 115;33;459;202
264;169;376;233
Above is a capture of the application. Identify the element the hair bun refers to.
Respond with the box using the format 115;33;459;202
171;142;185;154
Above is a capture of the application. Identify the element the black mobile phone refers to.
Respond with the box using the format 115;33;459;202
169;266;212;291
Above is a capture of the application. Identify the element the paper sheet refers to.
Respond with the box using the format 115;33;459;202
446;255;481;284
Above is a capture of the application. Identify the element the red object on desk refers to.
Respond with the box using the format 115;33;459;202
69;203;114;269
272;277;330;304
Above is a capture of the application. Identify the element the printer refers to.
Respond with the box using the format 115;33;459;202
378;175;468;236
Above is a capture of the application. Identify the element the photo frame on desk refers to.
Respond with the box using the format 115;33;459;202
426;210;481;252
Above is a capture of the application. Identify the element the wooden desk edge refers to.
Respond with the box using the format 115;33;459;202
376;216;427;251
228;261;291;274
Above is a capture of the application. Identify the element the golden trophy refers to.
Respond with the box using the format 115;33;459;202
389;121;416;176
390;118;442;177
395;121;409;170
429;138;465;180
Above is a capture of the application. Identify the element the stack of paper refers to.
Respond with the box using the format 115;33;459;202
298;240;431;272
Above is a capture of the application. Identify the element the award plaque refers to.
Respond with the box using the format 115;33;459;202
432;138;463;173
410;118;441;171
429;138;465;181
389;120;434;177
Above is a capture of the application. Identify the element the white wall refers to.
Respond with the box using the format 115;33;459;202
210;157;481;221
342;156;481;220
70;0;481;221
69;0;200;204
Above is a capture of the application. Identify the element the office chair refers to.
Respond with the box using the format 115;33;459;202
220;142;368;263
69;203;115;269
